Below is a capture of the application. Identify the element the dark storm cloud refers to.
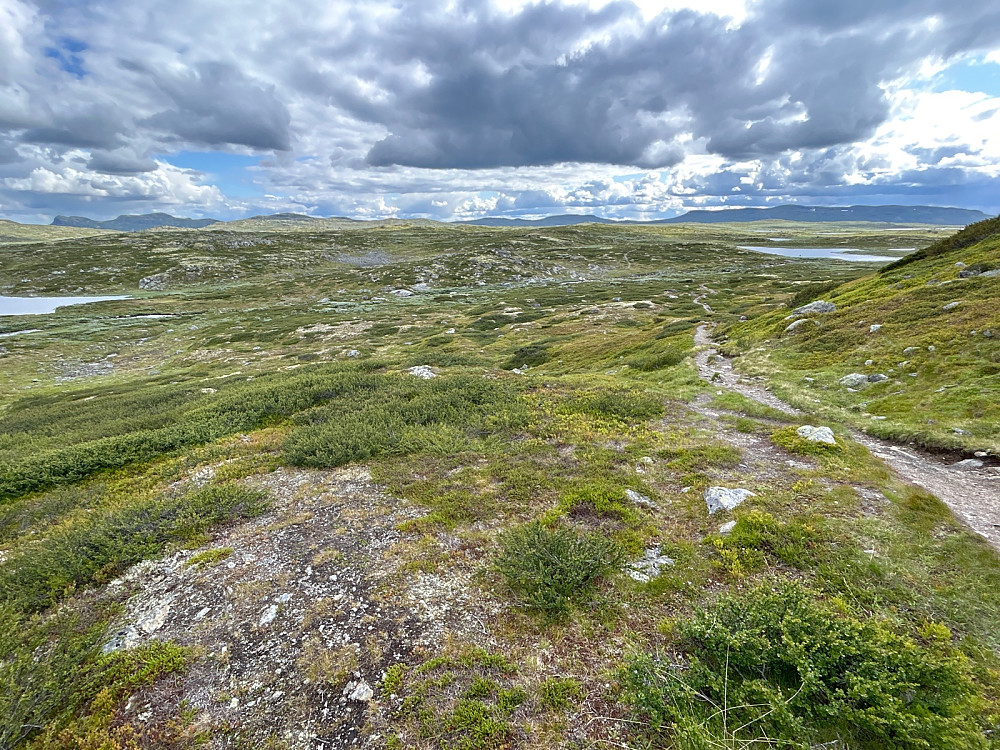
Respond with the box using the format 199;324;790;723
87;148;158;174
142;62;292;151
345;0;1000;169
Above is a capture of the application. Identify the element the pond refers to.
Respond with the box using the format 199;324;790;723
737;245;902;263
0;295;129;316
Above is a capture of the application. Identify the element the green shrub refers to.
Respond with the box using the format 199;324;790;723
283;374;525;468
566;388;664;422
0;484;268;612
538;677;585;711
495;522;624;618
502;343;551;370
628;347;687;372
621;583;987;750
710;511;822;577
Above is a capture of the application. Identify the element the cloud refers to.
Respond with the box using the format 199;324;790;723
0;0;999;221
142;62;292;151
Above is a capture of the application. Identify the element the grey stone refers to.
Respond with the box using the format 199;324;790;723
868;374;889;383
784;318;815;333
349;680;374;702
793;300;836;315
869;324;882;333
407;365;437;379
719;521;737;535
625;489;657;509
796;425;837;445
903;346;919;355
958;269;981;278
942;301;962;310
628;546;676;582
981;269;1000;278
705;486;755;514
259;604;278;626
839;373;868;388
390;289;414;297
951;459;983;470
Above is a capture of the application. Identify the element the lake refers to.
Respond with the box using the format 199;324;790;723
0;295;129;316
737;245;902;263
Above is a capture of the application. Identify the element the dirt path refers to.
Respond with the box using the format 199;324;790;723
694;323;1000;551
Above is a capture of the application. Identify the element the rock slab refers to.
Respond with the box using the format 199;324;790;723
705;487;755;514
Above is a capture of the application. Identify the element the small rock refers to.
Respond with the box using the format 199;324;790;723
345;349;361;357
796;425;837;445
902;346;919;355
793;300;836;315
981;269;1000;278
704;487;755;514
625;489;657;509
958;269;980;278
445;328;456;334
784;318;816;333
390;289;413;297
951;458;983;470
867;374;888;383
259;604;279;626
349;680;374;702
942;301;962;311
865;359;874;366
839;373;868;388
869;324;882;333
407;365;437;379
719;521;737;535
628;546;676;582
955;262;967;268
974;451;989;458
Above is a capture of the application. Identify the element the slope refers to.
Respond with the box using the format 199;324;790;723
723;215;1000;454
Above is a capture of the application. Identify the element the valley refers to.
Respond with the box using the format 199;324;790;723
1;219;998;750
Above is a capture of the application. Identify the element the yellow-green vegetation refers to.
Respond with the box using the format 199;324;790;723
0;220;997;748
725;215;1000;452
184;546;233;570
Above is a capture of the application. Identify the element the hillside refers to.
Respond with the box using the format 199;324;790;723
723;215;1000;453
0;219;109;244
0;221;997;750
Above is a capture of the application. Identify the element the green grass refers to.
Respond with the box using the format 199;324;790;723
1;219;998;748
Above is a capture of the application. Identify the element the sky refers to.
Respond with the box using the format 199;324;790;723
1;0;1000;223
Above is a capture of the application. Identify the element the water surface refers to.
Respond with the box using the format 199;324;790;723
737;245;900;263
0;295;129;316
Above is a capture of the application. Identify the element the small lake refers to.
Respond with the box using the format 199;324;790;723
737;246;902;263
0;295;129;316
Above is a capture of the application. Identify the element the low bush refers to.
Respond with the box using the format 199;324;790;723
622;583;988;750
495;521;624;618
0;484;268;612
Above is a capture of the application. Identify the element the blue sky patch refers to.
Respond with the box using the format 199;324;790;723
163;151;263;197
44;37;88;78
933;57;1000;97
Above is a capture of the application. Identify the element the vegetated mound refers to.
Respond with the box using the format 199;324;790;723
881;213;1000;271
724;217;1000;452
0;219;108;243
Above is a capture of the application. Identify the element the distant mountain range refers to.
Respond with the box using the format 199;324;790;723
51;213;220;231
653;204;989;225
458;214;615;227
42;205;990;232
